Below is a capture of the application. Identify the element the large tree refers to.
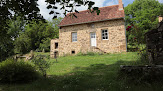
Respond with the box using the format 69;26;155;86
0;0;43;61
0;0;98;61
125;0;162;51
14;18;62;54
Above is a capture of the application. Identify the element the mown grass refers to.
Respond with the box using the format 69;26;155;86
1;52;163;91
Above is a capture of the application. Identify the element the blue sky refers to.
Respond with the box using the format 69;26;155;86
103;0;134;7
37;0;163;20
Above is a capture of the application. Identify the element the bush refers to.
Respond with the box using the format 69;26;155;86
0;59;40;83
31;55;52;78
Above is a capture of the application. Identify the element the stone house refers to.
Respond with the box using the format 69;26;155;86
50;0;127;57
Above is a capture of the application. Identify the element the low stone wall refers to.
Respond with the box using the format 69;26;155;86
120;65;163;82
146;21;163;64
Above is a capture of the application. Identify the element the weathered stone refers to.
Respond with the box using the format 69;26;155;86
146;20;163;64
51;19;127;57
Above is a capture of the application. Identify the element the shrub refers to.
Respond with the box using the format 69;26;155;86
31;55;52;78
0;59;40;83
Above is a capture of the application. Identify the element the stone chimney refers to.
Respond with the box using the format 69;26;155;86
158;16;163;22
119;0;123;10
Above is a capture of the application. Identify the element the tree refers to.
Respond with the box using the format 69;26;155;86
14;34;32;54
0;0;43;61
125;0;162;51
161;3;163;16
14;17;62;54
39;17;63;52
0;0;98;61
7;16;26;40
0;16;26;61
45;0;100;18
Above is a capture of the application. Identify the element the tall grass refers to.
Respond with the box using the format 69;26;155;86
1;52;161;91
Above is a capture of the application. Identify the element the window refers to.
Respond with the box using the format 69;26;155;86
72;32;77;42
91;24;94;28
55;42;58;49
102;29;108;40
72;50;75;54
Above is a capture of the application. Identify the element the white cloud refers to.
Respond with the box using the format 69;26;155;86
91;0;106;7
37;0;53;20
37;0;64;20
158;0;163;3
74;0;105;11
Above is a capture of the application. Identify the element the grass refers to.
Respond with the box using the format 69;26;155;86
1;52;163;91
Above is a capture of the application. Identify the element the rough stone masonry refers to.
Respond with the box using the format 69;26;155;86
50;0;127;57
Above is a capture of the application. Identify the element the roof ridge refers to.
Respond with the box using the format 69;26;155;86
67;4;119;15
60;4;125;27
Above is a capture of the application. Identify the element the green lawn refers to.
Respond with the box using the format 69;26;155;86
1;52;163;91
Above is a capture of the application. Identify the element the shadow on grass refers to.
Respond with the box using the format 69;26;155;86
1;60;163;91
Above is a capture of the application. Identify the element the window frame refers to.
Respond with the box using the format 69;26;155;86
72;32;77;42
101;29;109;40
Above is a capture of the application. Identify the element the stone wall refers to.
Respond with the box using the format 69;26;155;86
54;18;127;56
146;21;163;64
50;39;59;58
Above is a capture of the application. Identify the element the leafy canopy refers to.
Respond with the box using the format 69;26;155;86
0;0;98;61
14;17;62;54
125;0;162;51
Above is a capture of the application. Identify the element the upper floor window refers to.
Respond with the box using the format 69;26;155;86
102;29;108;40
72;32;77;42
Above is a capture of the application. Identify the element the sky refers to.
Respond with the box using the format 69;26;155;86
37;0;163;20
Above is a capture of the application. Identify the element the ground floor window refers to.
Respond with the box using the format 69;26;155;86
71;50;75;54
55;42;58;49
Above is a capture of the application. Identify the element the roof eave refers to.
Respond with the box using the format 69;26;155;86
58;17;125;27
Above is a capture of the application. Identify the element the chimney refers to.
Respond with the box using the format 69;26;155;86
158;16;163;22
119;0;123;10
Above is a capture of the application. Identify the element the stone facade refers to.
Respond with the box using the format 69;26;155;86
51;18;127;57
50;39;59;58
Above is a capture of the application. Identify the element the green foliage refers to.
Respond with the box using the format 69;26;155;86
2;52;161;91
46;0;99;19
7;16;26;39
39;38;51;52
0;59;39;83
0;0;44;61
39;17;62;52
14;34;32;54
14;17;62;54
0;41;14;62
31;55;52;77
0;0;97;61
0;16;24;61
161;4;163;16
125;0;162;51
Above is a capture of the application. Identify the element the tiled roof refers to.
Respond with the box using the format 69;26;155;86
59;5;125;27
